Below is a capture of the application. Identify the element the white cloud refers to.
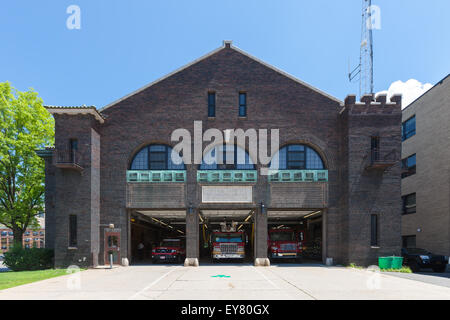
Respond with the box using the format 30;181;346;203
377;79;433;109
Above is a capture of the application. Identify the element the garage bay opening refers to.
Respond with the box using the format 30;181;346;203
199;209;255;264
268;210;323;263
130;210;186;265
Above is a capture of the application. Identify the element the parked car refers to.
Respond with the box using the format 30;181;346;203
401;248;448;273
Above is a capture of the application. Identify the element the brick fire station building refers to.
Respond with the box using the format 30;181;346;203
38;41;402;268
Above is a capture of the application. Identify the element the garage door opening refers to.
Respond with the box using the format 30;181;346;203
130;210;186;265
199;209;255;264
268;210;323;264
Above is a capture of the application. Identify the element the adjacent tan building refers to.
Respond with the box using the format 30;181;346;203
401;74;450;256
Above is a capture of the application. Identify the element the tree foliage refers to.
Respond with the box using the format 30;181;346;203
0;82;54;245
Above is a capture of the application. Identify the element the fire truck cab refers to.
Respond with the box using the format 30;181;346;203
268;227;300;260
211;222;246;260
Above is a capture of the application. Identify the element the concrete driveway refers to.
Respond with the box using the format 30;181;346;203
2;263;450;300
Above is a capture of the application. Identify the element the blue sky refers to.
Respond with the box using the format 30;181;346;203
0;0;449;108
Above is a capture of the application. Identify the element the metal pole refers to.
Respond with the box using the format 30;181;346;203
110;253;113;269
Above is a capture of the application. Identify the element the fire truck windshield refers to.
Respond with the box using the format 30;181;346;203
212;234;243;243
270;232;295;241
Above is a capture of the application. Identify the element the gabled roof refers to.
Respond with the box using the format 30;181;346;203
100;41;342;112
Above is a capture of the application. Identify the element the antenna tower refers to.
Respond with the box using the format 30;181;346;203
349;0;374;96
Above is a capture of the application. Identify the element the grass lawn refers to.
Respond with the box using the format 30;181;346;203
0;269;82;290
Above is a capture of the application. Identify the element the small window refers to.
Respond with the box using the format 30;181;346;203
69;139;78;162
108;236;119;248
402;193;416;215
208;92;216;117
401;154;416;178
402;235;416;248
69;215;77;247
239;92;247;117
371;136;380;161
370;214;378;246
402;116;416;141
70;139;78;151
287;145;305;169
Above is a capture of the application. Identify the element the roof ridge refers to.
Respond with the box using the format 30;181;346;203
99;41;342;112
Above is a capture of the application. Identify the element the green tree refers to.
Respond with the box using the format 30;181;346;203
0;82;54;246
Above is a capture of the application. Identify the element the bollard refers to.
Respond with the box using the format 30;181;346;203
109;253;113;269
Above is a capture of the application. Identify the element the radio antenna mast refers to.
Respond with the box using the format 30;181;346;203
349;0;374;96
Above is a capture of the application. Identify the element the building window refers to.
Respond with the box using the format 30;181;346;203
370;214;378;247
402;193;416;215
200;145;255;170
239;92;247;117
269;144;325;170
371;136;380;161
69;215;77;247
69;139;78;162
402;115;416;141
401;154;416;178
402;235;416;248
208;92;216;117
130;145;185;170
148;145;167;170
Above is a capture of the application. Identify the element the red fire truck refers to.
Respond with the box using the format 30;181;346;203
211;222;246;260
268;227;302;260
152;239;186;263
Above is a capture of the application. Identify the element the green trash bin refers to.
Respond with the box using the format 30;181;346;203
391;256;403;269
378;256;393;269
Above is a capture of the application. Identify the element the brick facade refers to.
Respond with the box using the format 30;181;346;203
39;42;402;267
401;75;450;256
1;227;45;252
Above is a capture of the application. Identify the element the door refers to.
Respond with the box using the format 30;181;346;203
105;229;121;265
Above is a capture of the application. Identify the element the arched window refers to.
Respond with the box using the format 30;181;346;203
270;144;325;170
200;145;255;170
130;145;185;170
